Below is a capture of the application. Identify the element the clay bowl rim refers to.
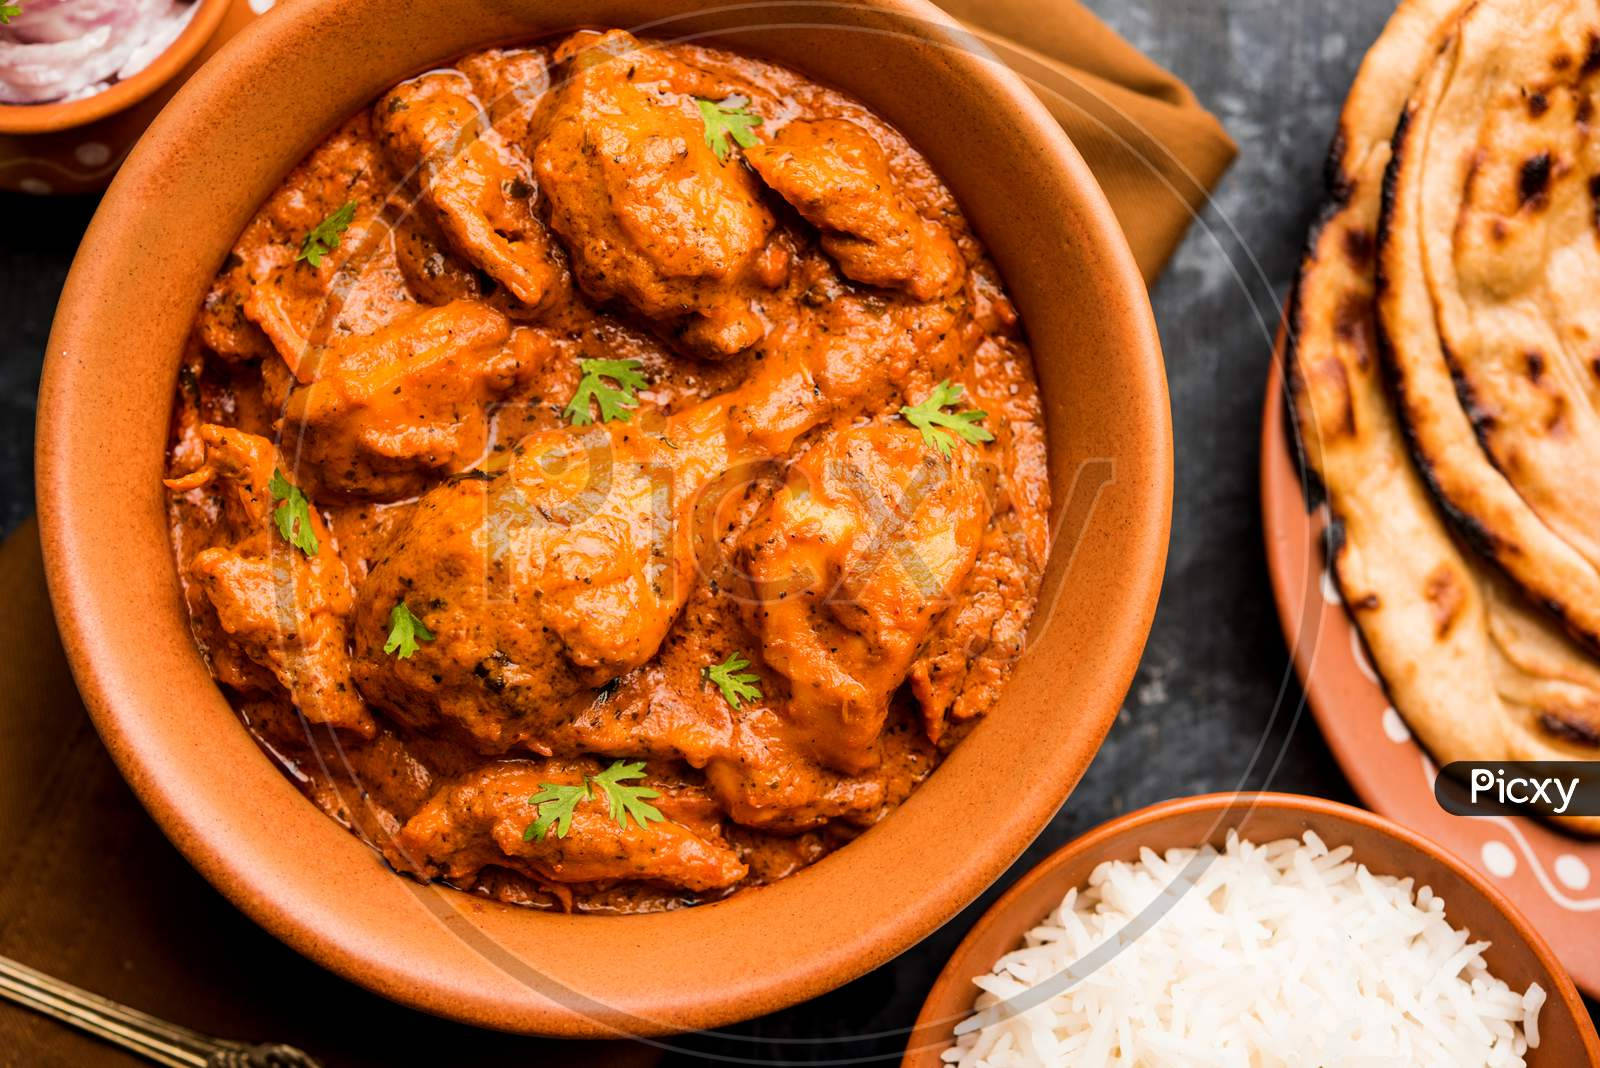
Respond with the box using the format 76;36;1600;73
906;791;1600;1067
0;0;232;135
36;0;1170;1036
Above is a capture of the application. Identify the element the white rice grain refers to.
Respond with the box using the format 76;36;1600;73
944;831;1545;1067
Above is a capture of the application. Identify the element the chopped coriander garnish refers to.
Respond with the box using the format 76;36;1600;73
898;380;994;458
704;651;762;709
296;200;357;268
522;759;667;841
696;96;762;163
0;3;21;25
267;469;319;555
383;602;434;659
589;760;665;832
523;781;587;841
563;357;647;426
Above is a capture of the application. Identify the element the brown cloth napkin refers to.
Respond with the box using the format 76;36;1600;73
945;0;1236;280
0;6;1231;1064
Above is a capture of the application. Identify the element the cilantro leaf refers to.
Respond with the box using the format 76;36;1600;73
267;469;319;555
589;760;666;832
563;357;648;426
383;602;435;659
296;201;357;268
520;761;669;841
696;96;763;163
0;3;21;24
704;651;762;709
898;380;994;459
523;780;589;841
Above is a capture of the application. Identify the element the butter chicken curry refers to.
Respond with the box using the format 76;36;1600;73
165;30;1050;913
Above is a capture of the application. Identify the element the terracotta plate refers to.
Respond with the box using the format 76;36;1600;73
1260;344;1600;997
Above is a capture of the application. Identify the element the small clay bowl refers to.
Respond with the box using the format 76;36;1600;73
907;793;1600;1067
0;0;236;194
37;0;1170;1037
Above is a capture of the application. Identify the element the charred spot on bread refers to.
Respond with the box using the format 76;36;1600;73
1540;712;1600;748
1517;152;1552;208
1422;564;1467;638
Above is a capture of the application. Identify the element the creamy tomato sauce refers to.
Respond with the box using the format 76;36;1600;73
165;30;1050;914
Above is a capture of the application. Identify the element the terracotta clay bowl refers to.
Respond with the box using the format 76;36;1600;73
907;793;1600;1067
36;0;1170;1037
0;0;243;194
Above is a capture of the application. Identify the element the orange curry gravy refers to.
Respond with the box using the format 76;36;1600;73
164;30;1050;914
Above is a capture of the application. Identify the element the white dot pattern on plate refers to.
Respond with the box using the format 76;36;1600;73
1381;706;1411;743
18;177;51;195
248;0;275;11
1320;564;1340;606
74;142;111;167
1481;840;1517;879
1555;854;1592;891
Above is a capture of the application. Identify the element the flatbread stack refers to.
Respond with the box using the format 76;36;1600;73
1289;0;1600;833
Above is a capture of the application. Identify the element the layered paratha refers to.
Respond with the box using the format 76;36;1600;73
1378;0;1600;651
1290;0;1600;833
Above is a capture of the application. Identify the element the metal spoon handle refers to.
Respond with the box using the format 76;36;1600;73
0;953;320;1067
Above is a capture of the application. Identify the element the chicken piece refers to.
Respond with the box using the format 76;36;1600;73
200;266;276;362
350;403;742;752
277;300;536;498
701;702;936;831
244;216;419;377
378;71;564;309
558;572;894;831
744;119;964;301
197;113;403;362
727;265;966;455
348;468;591;750
742;423;988;772
565;679;892;831
396;760;747;893
533;29;784;357
164;425;372;736
700;711;891;831
567;680;934;832
392;208;483;306
456;47;551;148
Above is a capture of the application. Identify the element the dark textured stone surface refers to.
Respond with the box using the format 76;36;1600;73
0;193;93;537
0;2;1588;1062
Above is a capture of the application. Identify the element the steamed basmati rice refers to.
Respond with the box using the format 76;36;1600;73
945;830;1545;1067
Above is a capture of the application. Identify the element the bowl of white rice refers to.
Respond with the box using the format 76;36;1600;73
907;793;1600;1067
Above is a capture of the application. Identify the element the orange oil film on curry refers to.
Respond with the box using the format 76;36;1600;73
164;29;1051;913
